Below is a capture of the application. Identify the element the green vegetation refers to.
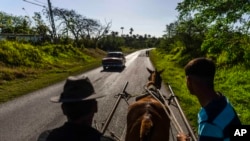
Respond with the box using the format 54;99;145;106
153;0;250;129
0;40;105;103
0;0;249;130
150;49;250;132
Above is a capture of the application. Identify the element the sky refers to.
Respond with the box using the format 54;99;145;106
1;0;182;37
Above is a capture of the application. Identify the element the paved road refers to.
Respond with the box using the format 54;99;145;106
0;49;193;141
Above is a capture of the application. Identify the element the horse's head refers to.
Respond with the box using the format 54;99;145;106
146;67;164;89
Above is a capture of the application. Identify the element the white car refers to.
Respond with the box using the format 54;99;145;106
102;52;126;70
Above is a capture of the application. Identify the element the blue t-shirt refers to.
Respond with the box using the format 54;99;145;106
198;94;241;141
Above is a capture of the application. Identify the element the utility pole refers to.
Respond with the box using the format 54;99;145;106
23;0;56;42
47;0;56;41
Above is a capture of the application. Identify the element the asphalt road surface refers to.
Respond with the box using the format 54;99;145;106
0;49;194;141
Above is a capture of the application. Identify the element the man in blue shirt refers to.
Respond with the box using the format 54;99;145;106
177;57;241;141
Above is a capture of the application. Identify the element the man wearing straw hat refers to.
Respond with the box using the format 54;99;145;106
38;75;114;141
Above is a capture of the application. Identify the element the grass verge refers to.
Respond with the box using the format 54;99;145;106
150;49;250;132
0;60;101;104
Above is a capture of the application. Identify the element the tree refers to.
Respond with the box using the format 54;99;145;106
0;12;15;33
129;27;134;36
164;22;178;38
120;27;124;36
32;12;50;40
52;8;102;47
176;0;250;33
12;16;30;34
93;20;112;47
0;12;32;34
173;0;250;65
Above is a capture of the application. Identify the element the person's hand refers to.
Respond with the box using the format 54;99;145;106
176;133;190;141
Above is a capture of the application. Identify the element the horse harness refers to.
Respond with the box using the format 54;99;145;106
135;84;185;135
135;84;174;105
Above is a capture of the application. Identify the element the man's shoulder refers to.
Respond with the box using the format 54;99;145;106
38;130;116;141
37;130;51;141
100;136;116;141
37;124;116;141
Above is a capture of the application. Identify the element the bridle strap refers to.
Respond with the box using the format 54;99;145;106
144;87;184;134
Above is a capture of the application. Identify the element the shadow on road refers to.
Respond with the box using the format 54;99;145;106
100;67;126;73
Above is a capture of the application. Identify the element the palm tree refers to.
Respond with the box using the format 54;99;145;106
129;27;134;36
120;27;124;36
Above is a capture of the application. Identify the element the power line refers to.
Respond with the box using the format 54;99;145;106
33;0;47;5
23;0;57;41
23;0;46;8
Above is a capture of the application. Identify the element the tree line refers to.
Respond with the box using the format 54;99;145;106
159;0;250;67
0;8;159;51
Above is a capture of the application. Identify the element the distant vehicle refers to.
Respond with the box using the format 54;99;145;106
146;50;150;57
102;52;126;70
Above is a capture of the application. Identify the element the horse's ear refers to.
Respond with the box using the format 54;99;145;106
147;67;153;73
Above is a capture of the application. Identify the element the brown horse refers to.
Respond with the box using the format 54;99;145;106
125;68;170;141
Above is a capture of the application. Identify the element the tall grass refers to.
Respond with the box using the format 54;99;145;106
215;65;250;123
0;41;105;103
150;49;250;130
150;49;200;129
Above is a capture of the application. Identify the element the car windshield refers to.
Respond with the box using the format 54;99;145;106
107;53;123;58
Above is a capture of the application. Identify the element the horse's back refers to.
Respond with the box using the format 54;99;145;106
126;96;170;141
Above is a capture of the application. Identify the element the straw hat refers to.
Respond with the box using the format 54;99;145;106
50;75;105;103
